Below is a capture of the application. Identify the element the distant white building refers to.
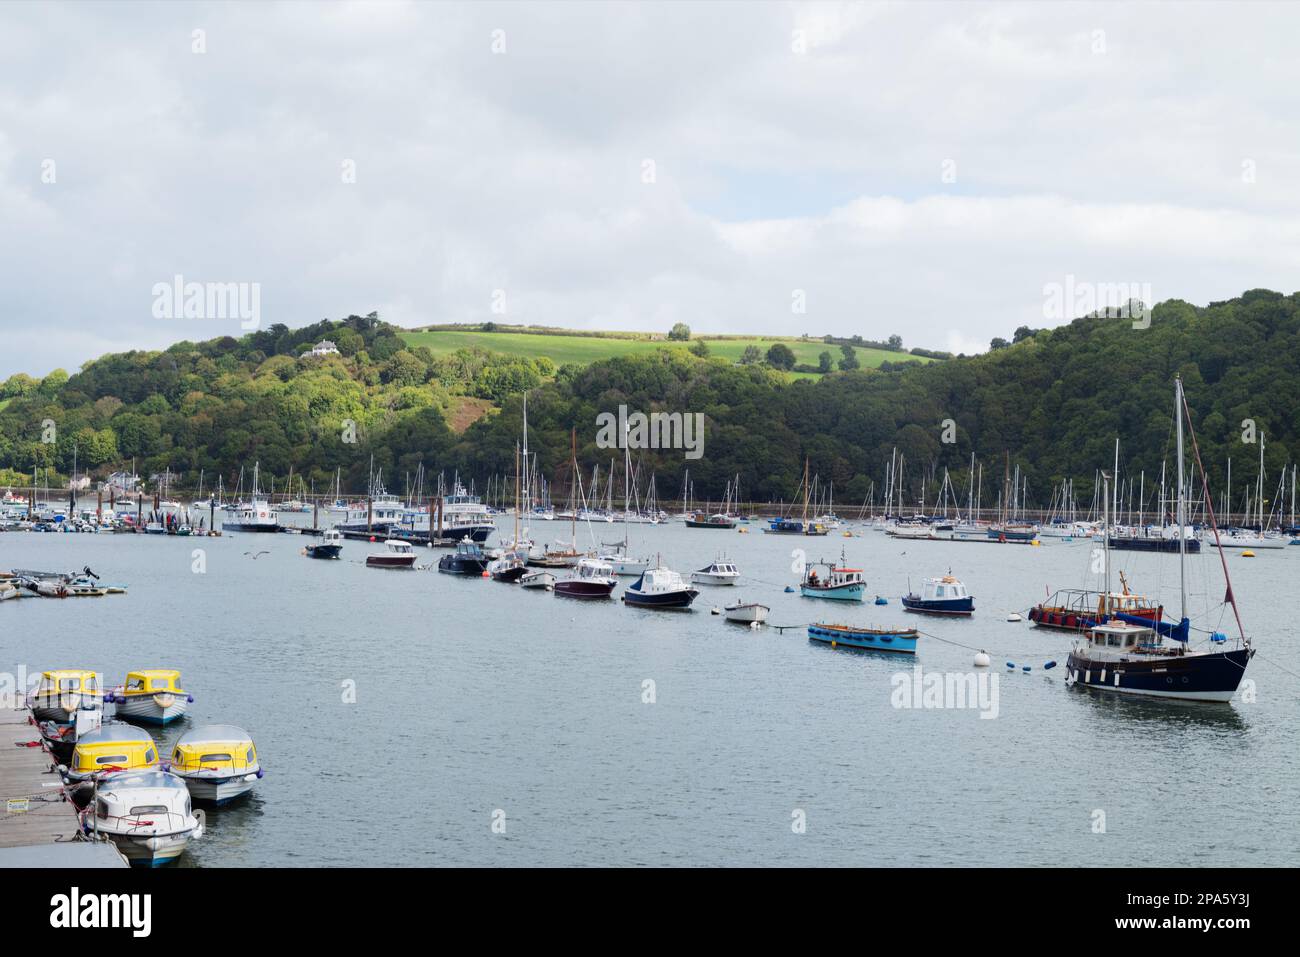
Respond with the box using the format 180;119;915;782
309;340;340;357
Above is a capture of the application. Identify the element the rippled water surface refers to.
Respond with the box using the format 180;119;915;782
3;518;1297;866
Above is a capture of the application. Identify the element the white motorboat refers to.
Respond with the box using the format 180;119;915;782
520;569;556;590
724;600;769;624
81;769;204;866
691;559;740;585
169;725;263;805
29;670;103;721
366;539;417;568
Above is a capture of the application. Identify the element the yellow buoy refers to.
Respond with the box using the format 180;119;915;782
1242;550;1255;558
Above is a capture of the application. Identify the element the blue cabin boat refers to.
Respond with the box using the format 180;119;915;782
808;623;919;653
800;561;864;601
902;575;974;616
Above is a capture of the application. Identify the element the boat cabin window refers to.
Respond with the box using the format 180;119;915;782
127;677;145;691
144;748;155;763
96;754;129;765
935;586;946;597
200;753;232;763
246;747;256;763
96;799;109;819
59;678;80;691
129;805;168;816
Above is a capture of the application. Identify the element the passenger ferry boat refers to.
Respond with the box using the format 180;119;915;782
800;556;865;601
419;481;496;542
1065;379;1255;703
106;670;192;725
221;463;279;533
902;575;974;616
807;623;919;653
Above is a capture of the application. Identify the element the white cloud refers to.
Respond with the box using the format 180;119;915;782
2;1;1299;378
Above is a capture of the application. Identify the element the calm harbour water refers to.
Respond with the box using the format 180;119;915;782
3;517;1297;867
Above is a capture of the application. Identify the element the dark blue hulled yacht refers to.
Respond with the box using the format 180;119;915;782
1065;378;1255;703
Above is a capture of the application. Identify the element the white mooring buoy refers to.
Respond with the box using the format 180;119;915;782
973;651;991;668
1006;612;1022;622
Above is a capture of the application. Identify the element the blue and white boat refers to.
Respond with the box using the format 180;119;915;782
808;623;919;653
902;575;974;616
800;559;864;601
623;564;699;609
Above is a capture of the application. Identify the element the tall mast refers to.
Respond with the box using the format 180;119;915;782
513;441;520;545
1102;469;1111;616
1175;376;1187;621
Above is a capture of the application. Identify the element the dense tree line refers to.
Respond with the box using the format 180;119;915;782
2;289;1298;512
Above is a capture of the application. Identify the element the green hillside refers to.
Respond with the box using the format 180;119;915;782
400;327;932;376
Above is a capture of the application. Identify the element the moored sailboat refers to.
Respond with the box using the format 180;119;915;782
1065;377;1255;703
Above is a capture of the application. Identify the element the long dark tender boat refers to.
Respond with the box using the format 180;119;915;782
1108;531;1201;553
1065;377;1255;703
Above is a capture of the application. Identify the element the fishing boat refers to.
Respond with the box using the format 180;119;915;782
554;557;618;600
1065;378;1255;703
28;670;103;722
1029;571;1162;634
902;575;975;616
724;600;769;624
987;522;1038;543
691;559;739;586
80;769;204;867
807;623;919;653
438;539;490;575
519;569;556;590
169;725;263;805
800;554;865;601
106;670;192;725
366;539;417;569
622;563;699;609
221;463;280;533
305;528;343;559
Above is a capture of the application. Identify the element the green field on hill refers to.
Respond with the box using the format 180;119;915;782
400;328;930;374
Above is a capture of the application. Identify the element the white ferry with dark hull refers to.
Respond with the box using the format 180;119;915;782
1065;378;1255;705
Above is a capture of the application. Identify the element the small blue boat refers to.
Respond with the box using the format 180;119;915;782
901;575;974;616
808;623;919;653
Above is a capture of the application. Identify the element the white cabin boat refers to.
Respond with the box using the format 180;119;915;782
691;560;740;585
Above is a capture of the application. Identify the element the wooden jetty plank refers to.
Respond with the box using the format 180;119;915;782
0;708;80;848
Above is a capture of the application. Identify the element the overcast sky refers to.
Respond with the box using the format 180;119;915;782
3;1;1299;379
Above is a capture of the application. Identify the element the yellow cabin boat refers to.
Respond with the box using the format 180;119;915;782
108;670;192;725
65;724;160;796
29;670;103;723
170;725;263;805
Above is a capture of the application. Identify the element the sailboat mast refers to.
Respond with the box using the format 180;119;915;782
1176;377;1187;620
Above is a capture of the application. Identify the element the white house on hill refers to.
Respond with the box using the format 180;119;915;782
309;340;340;357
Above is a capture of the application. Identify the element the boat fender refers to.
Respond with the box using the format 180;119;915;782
1022;666;1031;673
749;621;760;630
256;768;265;778
103;693;114;703
1044;661;1057;670
1005;662;1015;669
784;586;795;593
186;695;194;703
